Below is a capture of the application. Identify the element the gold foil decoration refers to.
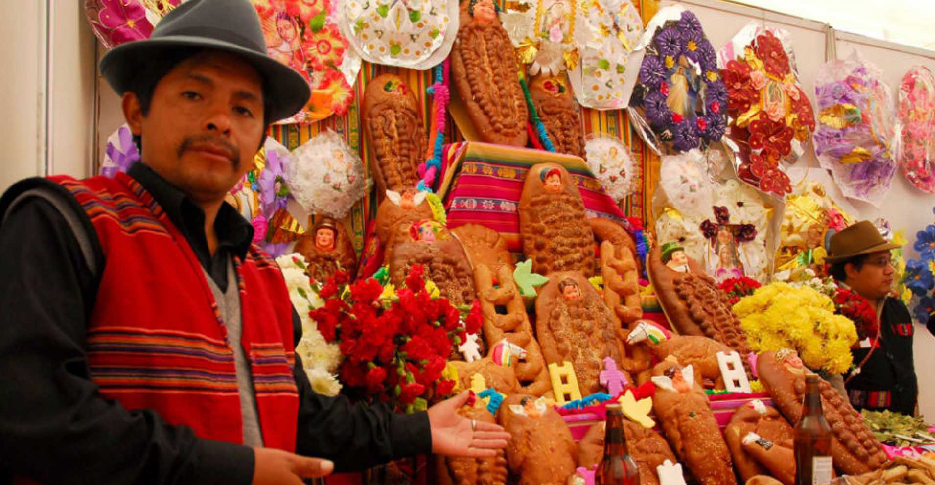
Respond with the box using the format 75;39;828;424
839;146;872;165
563;48;579;72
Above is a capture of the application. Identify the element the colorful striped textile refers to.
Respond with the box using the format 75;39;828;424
437;141;631;254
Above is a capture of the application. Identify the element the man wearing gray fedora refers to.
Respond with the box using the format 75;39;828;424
0;0;508;483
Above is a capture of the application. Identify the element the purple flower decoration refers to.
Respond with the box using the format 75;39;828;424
102;125;140;178
655;28;682;58
257;148;291;218
678;11;704;40
906;258;935;296
644;91;671;128
705;80;729;107
850;158;896;196
696;40;717;71
714;206;730;225
639;55;668;88
672;119;700;151
700;220;718;239
681;29;703;63
913;295;935;323
703;113;726;141
737;224;758;242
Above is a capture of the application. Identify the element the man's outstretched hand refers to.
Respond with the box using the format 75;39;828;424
427;391;511;457
252;447;333;485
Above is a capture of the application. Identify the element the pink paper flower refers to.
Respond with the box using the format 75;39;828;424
97;0;154;47
252;215;269;243
749;69;767;91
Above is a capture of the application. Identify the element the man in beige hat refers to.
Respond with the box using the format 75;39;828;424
827;220;923;415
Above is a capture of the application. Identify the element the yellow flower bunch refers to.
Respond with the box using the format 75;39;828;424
733;282;858;374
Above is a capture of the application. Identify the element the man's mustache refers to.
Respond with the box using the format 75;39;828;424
177;135;240;168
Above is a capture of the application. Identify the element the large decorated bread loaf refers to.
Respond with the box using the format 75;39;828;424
374;190;435;256
650;357;736;485
499;394;577;485
518;163;595;277
451;223;514;274
451;0;528;146
527;73;585;159
625;324;735;390
362;74;426;195
439;405;509;485
756;350;888;475
535;271;629;395
474;263;551;395
647;242;753;379
388;233;476;307
600;240;643;326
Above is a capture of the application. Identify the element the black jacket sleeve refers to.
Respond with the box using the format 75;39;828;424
0;188;254;485
292;310;433;472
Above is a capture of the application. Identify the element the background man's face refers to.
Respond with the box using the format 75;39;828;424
847;250;895;301
127;50;265;205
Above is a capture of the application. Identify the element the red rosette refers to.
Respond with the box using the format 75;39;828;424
754;31;790;78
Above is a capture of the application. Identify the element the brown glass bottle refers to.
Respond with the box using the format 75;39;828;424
794;375;833;485
597;404;639;485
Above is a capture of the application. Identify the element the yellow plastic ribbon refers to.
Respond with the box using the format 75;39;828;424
839;147;872;165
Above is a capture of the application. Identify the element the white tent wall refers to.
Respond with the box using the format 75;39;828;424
0;1;97;192
667;0;935;418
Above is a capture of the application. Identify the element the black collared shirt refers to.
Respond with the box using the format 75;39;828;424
0;166;431;484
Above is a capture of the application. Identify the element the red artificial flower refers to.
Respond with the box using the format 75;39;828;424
696;117;708;132
366;366;388;393
660;81;670;97
405;265;425;292
710;100;721;114
755;31;790;78
465;299;483;335
435;378;456;397
718;276;762;305
402;336;435;362
833;288;879;342
759;166;792;196
443;303;461;331
350;277;383;303
422;354;447;383
340;361;368;387
672;113;684;124
332;269;349;286
400;382;426;405
749;118;794;163
319;280;339;300
427;326;453;357
722;60;760;116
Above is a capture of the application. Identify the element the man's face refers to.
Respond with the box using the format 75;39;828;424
316;228;335;251
125;50;265;205
846;250;895;300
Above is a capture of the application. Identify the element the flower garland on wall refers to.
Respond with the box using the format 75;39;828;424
813;50;896;207
898;66;935;194
310;265;483;412
733;281;858;375
628;7;728;154
718;23;814;198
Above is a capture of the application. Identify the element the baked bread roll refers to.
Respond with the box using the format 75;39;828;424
650;357;736;485
389;235;477;307
535;271;630;395
725;400;795;484
474;263;551;395
451;224;514;274
528;73;585;159
601;240;643;325
362;74;426;195
647;243;753;379
757;350;888;475
500;394;577;485
518;163;595;277
450;0;528;146
294;218;358;282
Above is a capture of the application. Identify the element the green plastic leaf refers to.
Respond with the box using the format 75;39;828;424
513;259;550;298
428;27;440;39
376;4;389;17
390;43;402;55
309;11;326;32
409;9;421;22
616;64;626;74
598;59;610;70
